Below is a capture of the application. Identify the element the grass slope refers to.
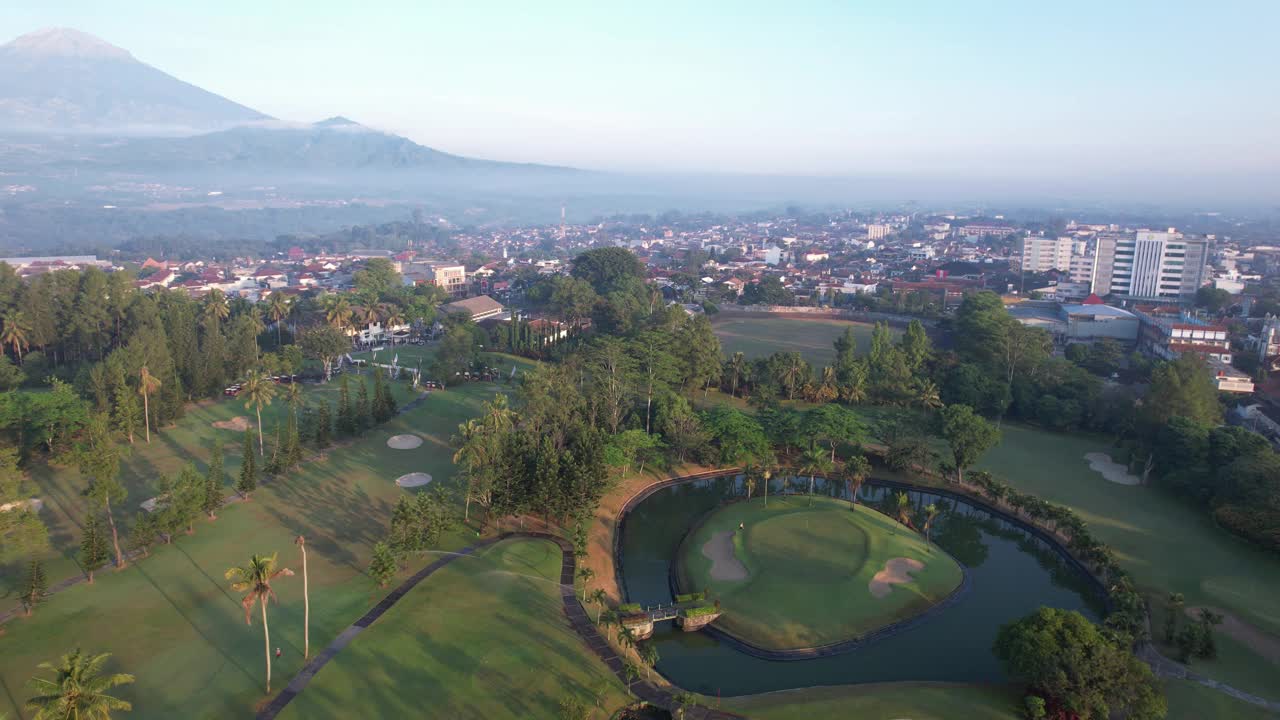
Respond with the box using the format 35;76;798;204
0;354;536;720
678;495;961;650
978;423;1280;699
719;679;1279;720
711;316;890;369
276;538;629;720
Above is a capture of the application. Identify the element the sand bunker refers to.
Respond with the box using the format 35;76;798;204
1085;452;1141;486
386;434;424;450
395;473;433;488
140;496;167;513
701;531;749;582
212;416;252;432
869;557;924;599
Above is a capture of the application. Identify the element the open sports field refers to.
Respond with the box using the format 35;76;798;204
275;538;629;720
979;423;1280;701
0;354;535;720
677;495;962;651
711;316;892;369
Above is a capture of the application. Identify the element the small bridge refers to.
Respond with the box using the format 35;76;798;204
645;604;680;622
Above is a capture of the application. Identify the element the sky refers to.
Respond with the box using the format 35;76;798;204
2;0;1278;185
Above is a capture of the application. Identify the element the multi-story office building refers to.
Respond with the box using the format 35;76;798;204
866;223;892;241
402;262;468;297
1091;229;1208;301
1021;236;1074;273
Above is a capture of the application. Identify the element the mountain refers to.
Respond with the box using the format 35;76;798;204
105;117;549;172
0;27;269;133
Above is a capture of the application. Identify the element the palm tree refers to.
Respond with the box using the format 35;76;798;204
727;352;747;397
240;370;276;457
780;354;807;400
842;454;871;506
202;289;230;330
382;304;405;331
922;503;940;543
452;419;489;522
798;446;832;507
295;535;310;659
138;367;162;444
622;660;640;697
1;310;31;363
225;553;294;694
324;297;353;333
25;649;135;720
354;304;379;330
674;691;699;720
264;293;291;345
587;588;608;623
895;491;915;529
285;382;303;423
637;642;659;682
615;626;636;661
576;567;595;601
914;379;943;413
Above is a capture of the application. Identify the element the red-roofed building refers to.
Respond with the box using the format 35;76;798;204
253;266;287;282
287;246;306;261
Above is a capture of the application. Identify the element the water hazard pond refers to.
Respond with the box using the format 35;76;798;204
618;474;1106;696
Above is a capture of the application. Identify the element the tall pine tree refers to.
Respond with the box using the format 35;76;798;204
355;380;371;432
237;429;257;498
20;558;47;615
203;443;225;519
316;401;333;448
79;513;110;583
337;375;355;435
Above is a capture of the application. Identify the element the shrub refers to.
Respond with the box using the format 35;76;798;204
681;605;719;619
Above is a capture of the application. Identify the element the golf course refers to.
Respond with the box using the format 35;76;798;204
676;495;962;651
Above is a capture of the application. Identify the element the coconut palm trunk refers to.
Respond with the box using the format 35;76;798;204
297;535;310;659
142;388;151;444
262;597;273;693
256;404;264;457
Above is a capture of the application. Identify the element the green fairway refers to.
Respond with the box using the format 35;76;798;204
14;377;422;594
711;316;889;369
275;538;630;720
978;423;1280;699
719;679;1278;720
0;354;536;720
677;495;962;651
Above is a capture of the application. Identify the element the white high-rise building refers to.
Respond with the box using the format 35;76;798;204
1021;236;1074;273
866;223;892;241
1092;229;1209;300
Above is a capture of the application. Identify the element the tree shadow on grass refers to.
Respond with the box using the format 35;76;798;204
259;463;392;575
133;558;259;688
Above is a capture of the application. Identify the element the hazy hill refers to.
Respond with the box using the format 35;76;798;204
99;117;570;173
0;27;269;133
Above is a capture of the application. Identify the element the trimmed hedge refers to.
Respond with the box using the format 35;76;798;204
681;605;719;619
618;603;642;614
675;591;706;603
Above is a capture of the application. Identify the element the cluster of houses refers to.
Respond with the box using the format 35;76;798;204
5;208;1278;410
